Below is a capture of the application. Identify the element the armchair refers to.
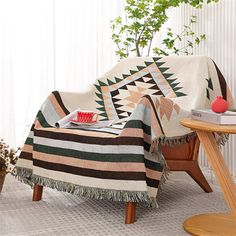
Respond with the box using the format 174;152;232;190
16;56;234;224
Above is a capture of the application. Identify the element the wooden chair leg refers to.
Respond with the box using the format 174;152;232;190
32;184;43;201
167;160;212;193
187;162;213;193
125;202;137;224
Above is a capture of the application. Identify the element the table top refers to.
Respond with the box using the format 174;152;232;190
181;118;236;134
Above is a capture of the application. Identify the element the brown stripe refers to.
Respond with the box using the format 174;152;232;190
33;159;146;180
146;168;162;180
212;60;227;99
120;128;151;144
138;99;163;138
75;128;120;136
52;91;70;115
49;94;66;118
226;86;234;108
34;121;43;129
22;144;33;153
37;127;117;138
19;151;32;161
34;151;146;172
143;95;164;134
34;129;144;146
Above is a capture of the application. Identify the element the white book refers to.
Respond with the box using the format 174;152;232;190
191;109;236;125
55;108;81;128
69;120;114;129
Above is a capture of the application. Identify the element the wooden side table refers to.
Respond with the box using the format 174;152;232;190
180;118;236;236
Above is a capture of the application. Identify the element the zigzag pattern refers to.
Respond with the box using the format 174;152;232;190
94;57;186;121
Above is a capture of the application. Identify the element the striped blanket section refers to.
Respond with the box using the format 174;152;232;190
16;56;234;207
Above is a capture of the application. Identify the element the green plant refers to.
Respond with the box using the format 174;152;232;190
153;15;206;56
111;0;219;59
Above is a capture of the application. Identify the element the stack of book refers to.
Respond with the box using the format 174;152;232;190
191;109;236;125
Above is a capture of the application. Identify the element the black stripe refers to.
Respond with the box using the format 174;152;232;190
144;141;151;152
25;138;33;145
33;159;146;180
143;95;164;134
212;60;227;100
144;158;163;171
19;151;32;161
30;124;35;131
34;129;144;146
52;91;70;115
68;128;119;136
37;111;52;128
34;144;144;162
146;177;160;188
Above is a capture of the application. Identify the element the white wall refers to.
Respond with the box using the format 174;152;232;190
0;0;122;147
54;0;123;92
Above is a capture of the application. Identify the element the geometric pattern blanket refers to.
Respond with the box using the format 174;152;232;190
16;56;234;207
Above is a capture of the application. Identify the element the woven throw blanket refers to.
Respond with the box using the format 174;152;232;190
16;56;234;207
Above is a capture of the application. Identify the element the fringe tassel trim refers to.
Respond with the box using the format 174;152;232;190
155;132;197;147
15;167;160;207
155;142;170;197
219;133;229;146
15;167;34;187
154;131;229;147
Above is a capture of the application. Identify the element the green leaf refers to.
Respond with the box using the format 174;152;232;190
200;34;206;40
110;0;218;59
195;37;200;44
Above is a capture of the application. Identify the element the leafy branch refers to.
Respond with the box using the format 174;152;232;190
153;15;206;56
111;0;219;59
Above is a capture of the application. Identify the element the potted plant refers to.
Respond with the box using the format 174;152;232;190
111;0;219;59
0;139;20;192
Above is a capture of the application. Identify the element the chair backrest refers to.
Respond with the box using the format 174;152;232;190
94;56;234;123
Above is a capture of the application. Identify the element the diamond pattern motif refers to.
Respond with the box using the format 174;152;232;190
94;57;186;121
